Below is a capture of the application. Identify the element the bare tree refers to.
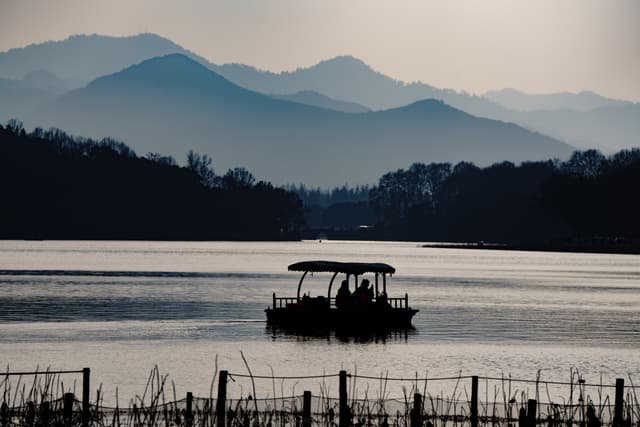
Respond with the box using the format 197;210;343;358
146;152;177;167
186;150;218;187
222;167;255;189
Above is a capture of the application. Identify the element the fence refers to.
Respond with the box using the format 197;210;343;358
2;368;639;427
1;368;90;427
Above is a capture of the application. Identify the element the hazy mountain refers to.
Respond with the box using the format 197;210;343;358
270;90;369;113
484;88;633;112
21;69;73;95
212;56;639;152
0;33;208;86
510;105;640;152
28;54;572;186
0;33;210;122
3;33;636;152
211;56;506;114
0;77;57;121
0;70;79;121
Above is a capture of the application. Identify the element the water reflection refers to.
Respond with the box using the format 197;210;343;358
0;240;639;398
266;324;416;344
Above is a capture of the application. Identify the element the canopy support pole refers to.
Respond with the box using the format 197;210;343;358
327;271;339;300
375;273;379;296
296;271;309;301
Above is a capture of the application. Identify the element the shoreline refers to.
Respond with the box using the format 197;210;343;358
421;241;640;255
4;236;640;256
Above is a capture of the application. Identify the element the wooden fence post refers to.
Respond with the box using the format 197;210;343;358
63;393;74;424
216;370;228;427
339;370;349;427
471;376;478;427
303;391;312;427
527;399;537;427
411;393;423;427
614;378;624;427
82;368;90;427
186;392;193;427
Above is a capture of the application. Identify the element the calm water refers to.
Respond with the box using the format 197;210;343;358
0;240;638;402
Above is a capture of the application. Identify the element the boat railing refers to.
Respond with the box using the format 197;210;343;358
387;295;409;309
271;293;411;309
272;296;299;308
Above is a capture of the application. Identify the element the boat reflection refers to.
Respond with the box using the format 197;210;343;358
266;324;416;344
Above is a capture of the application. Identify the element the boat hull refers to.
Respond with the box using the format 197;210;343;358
265;303;417;332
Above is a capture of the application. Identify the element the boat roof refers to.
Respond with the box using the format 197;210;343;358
288;260;396;275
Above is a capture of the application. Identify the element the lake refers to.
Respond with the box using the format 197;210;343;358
0;240;638;404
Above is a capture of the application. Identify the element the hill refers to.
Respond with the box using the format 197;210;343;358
28;54;572;186
484;88;633;112
270;90;369;113
212;56;639;152
2;33;636;152
212;55;505;115
0;33;207;86
0;123;303;240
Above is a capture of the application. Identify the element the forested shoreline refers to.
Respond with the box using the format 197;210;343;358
2;120;639;250
300;149;640;252
0;121;304;240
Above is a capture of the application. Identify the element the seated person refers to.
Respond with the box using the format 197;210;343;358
355;279;373;304
376;291;389;307
335;280;351;308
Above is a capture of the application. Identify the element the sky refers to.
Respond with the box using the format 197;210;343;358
1;0;639;101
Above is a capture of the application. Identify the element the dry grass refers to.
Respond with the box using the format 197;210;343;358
1;364;638;427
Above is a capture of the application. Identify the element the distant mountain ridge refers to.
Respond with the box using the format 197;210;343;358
209;56;639;151
0;33;208;85
0;77;57;121
2;33;637;152
27;54;572;186
270;90;369;113
210;55;505;114
484;88;633;112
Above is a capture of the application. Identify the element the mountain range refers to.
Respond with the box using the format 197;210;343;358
271;90;369;114
0;33;635;184
26;54;571;186
209;55;638;152
484;88;633;112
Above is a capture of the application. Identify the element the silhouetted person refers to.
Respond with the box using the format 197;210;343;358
355;279;372;304
376;291;389;307
335;280;351;308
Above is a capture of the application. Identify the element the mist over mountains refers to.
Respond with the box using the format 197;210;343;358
212;55;638;152
484;88;633;112
270;90;369;114
27;54;571;186
0;33;636;184
0;33;207;85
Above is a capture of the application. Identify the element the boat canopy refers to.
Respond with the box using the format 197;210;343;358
288;261;395;275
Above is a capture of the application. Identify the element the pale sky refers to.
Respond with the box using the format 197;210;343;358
1;0;639;101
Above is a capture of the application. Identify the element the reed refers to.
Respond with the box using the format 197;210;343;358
1;363;637;427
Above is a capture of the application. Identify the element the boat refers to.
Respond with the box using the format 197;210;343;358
265;260;418;333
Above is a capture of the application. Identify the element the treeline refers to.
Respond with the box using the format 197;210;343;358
287;184;371;207
368;149;640;246
0;121;304;240
286;184;374;230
